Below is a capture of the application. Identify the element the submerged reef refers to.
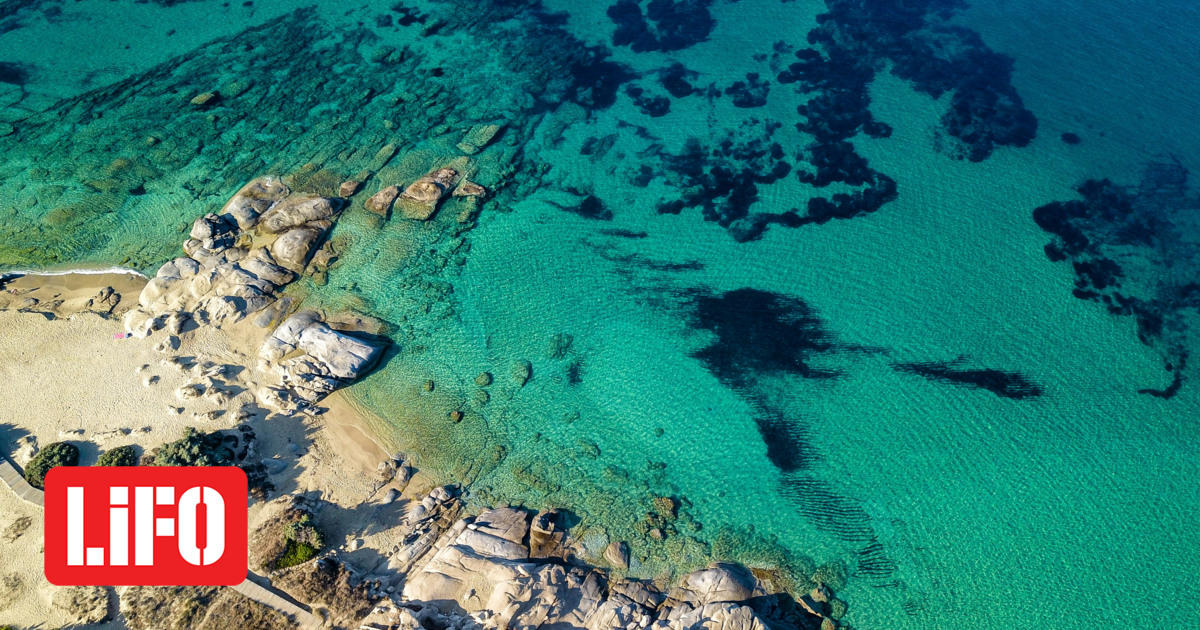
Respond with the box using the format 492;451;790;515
1032;157;1200;398
689;288;842;382
685;286;903;595
606;0;1036;241
893;358;1044;399
804;0;1037;162
654;121;794;236
608;0;716;53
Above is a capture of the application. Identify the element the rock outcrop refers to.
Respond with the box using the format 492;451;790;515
394;167;458;220
457;123;503;155
258;310;386;406
366;185;402;215
123;176;341;338
376;505;836;630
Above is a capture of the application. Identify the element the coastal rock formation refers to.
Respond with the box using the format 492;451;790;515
270;227;324;272
395;167;459;220
366;185;402;215
259;310;386;405
220;176;291;230
379;505;834;630
604;541;630;568
123;178;341;338
258;196;339;234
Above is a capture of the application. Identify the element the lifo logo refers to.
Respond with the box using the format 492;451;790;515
44;467;248;586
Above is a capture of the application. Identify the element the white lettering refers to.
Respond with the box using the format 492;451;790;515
177;487;226;566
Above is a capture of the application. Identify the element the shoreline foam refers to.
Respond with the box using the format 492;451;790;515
0;266;148;279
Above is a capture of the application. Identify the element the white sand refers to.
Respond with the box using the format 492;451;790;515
0;277;407;628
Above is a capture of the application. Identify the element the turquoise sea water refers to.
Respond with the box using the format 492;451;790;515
2;1;1199;628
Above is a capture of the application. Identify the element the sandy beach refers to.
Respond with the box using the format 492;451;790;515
0;273;416;628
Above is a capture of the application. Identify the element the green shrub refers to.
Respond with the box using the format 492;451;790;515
96;445;138;467
275;514;323;570
24;442;80;488
276;540;319;570
150;428;235;467
283;514;324;548
146;427;274;500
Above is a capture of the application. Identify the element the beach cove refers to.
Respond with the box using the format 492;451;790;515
2;0;1200;629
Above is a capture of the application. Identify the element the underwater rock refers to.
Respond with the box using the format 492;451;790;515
453;179;486;197
189;91;218;107
547;332;574;359
892;359;1044;400
608;0;717;53
511;359;532;386
457;122;504;154
365;185;401;215
475;371;493;386
659;61;698;97
1032;160;1198;392
339;180;362;197
395;167;458;220
626;85;671;117
604;541;630;568
723;73;770;108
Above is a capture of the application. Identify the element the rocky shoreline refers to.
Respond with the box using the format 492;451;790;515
0;177;850;630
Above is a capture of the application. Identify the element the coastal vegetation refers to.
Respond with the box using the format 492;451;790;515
22;441;79;488
96;444;138;466
276;514;324;570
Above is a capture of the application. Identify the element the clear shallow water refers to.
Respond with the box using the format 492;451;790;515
2;1;1199;628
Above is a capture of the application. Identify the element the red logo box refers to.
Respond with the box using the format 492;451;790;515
44;466;248;586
